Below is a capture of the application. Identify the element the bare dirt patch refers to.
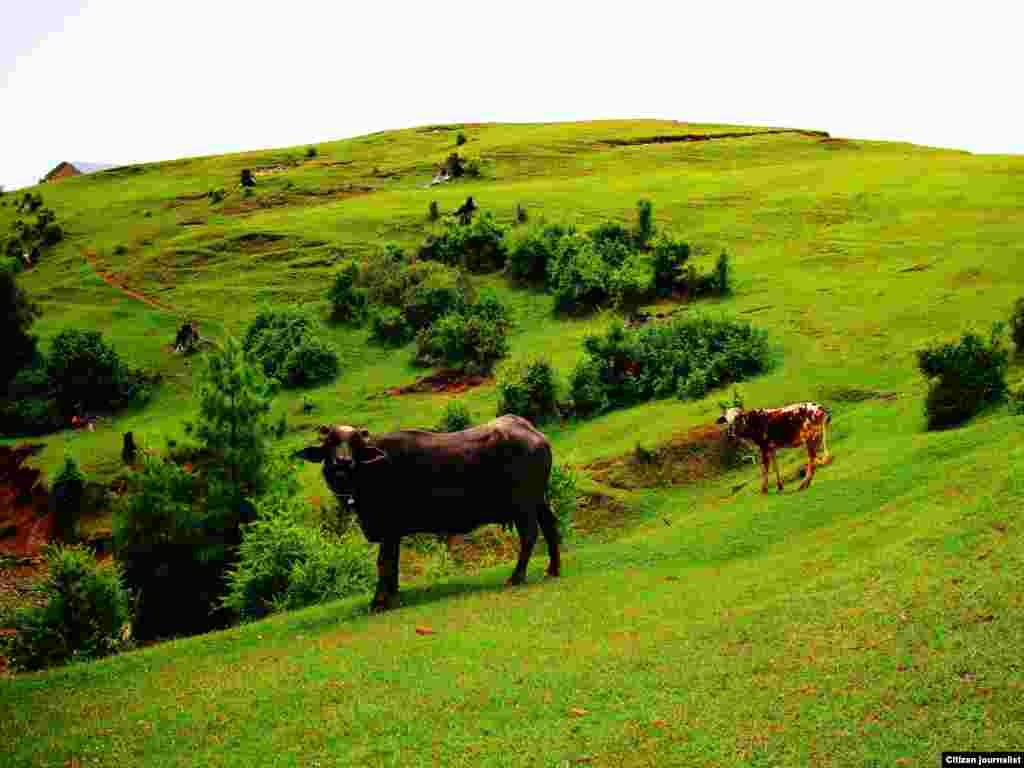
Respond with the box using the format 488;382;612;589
0;445;52;560
584;425;757;490
381;369;493;397
574;492;635;536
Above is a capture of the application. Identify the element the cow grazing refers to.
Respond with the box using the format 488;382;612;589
294;415;561;610
717;402;832;493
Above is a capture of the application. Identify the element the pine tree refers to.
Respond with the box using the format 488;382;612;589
0;266;41;386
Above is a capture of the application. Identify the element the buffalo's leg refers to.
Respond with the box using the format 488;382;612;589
507;513;539;586
773;453;784;491
799;441;818;490
373;538;401;610
537;502;561;578
759;450;772;494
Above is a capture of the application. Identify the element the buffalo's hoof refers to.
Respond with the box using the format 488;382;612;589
506;573;526;587
546;569;561;579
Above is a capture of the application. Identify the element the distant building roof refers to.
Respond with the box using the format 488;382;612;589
42;161;117;183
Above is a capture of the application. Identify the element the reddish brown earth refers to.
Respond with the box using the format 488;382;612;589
383;369;493;396
82;248;178;312
0;445;52;559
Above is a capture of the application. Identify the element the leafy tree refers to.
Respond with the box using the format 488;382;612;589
45;328;126;417
496;356;561;425
0;265;41;387
327;261;368;324
635;199;655;249
651;234;690;297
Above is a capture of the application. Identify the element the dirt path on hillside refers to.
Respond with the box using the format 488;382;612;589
81;249;179;313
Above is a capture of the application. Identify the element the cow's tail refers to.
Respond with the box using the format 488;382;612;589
821;406;832;461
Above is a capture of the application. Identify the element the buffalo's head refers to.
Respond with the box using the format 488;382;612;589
293;425;379;499
716;407;744;438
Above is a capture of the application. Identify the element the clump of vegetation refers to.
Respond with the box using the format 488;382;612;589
917;325;1009;430
242;308;340;387
2;545;132;672
208;188;225;204
651;234;690;297
437;400;473;432
713;251;732;296
496;356;562;425
548;463;578;542
52;454;85;543
327;260;369;325
414;290;511;374
548;236;654;316
305;146;318;159
428;200;440;222
515;203;528;225
240;169;255;187
0;265;41;388
402;262;473;330
635;198;655;249
456;132;467;147
2;203;63;271
371;307;415;346
1011;297;1024;354
505;223;574;284
569;317;772;416
418;212;508;273
222;485;374;621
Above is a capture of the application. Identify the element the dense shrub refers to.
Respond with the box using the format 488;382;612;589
651;234;690;297
607;253;654;317
515;203;528;225
45;328;128;416
547;463;578;542
327;260;368;324
917;326;1009;429
222;491;374;621
305;146;318;158
51;454;85;543
456;132;467;146
1011;297;1024;353
569;316;772;415
242;308;339;387
548;238;612;313
713;251;732;296
635;199;655;249
414;290;511;373
2;545;132;671
589;222;634;267
505;223;574;284
496;356;561;425
418;213;508;273
282;337;340;387
401;262;472;330
437;400;473;432
0;266;41;387
371;307;415;346
428;200;440;222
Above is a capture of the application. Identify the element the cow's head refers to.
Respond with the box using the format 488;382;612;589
716;407;744;437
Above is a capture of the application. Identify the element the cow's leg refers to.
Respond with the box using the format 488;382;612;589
774;452;784;491
759;450;771;494
537;502;561;578
372;538;401;611
507;513;539;586
799;441;818;490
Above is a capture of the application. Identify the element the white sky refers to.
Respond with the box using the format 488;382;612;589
2;0;1021;192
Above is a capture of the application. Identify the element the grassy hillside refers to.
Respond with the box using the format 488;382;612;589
1;119;1023;766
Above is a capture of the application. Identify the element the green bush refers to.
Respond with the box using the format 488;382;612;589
917;326;1009;429
607;253;654;317
548;238;609;313
418;213;508;273
0;267;41;387
45;328;127;416
428;200;440;222
635;199;655;249
2;545;132;671
282;337;340;387
515;203;528;225
651;234;690;297
437;400;473;432
305;146;318;158
496;356;561;425
414;290;511;374
242;308;338;387
589;222;635;267
327;260;368;324
547;463;578;542
1011;297;1024;353
571;316;772;415
401;262;472;330
222;492;374;621
52;454;85;543
456;132;467;146
371;307;414;346
713;251;732;296
208;189;225;204
506;223;574;284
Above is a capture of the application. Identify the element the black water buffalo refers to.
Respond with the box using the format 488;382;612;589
294;415;561;610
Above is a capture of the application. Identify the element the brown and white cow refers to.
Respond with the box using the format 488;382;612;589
717;402;832;493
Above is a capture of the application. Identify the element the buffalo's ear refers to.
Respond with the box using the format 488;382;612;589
293;446;328;463
716;415;727;425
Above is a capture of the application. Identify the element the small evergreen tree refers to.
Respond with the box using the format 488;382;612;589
635;199;655;250
51;454;85;543
428;200;440;222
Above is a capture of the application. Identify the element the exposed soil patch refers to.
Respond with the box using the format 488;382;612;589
171;192;209;203
573;492;635;536
382;369;493;397
600;129;829;147
898;263;932;273
0;445;52;560
82;249;179;312
584;425;757;490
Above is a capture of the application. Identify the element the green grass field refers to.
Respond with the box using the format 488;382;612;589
1;119;1023;766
